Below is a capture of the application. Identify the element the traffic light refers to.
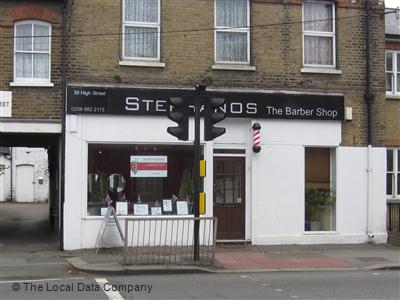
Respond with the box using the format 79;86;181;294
167;97;189;141
204;97;226;141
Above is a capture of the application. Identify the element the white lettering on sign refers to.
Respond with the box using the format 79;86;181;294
0;91;12;117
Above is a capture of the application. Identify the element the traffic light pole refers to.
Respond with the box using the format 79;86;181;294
193;84;204;261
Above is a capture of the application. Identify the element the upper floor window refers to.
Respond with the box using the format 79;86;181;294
303;1;335;68
386;51;400;96
122;0;160;61
214;0;250;64
13;21;51;85
387;149;400;199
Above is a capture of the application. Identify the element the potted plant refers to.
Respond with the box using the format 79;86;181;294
305;188;334;231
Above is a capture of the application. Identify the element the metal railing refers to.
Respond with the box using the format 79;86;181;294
123;217;217;266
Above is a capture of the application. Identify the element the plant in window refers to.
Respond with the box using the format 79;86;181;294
305;188;334;222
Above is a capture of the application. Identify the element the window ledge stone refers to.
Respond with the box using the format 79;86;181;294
119;60;166;68
301;68;342;75
386;94;400;100
212;64;256;71
10;82;54;87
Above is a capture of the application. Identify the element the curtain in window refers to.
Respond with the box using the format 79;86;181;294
15;22;50;80
125;27;158;58
34;54;49;78
304;36;333;65
216;32;247;62
33;24;49;51
386;53;394;92
125;0;158;23
16;24;32;51
216;0;247;28
16;53;32;78
304;3;333;32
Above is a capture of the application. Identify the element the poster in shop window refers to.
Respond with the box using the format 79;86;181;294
130;156;168;177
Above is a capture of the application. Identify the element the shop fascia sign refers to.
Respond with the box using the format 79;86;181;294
66;86;344;121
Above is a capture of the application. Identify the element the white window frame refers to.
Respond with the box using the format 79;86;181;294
122;0;161;62
12;20;52;86
387;148;400;200
386;50;400;96
302;1;336;69
214;0;250;65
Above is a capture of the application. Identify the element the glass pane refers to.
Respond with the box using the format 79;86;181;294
124;26;158;58
304;2;333;32
397;53;400;71
225;177;233;189
224;162;234;174
398;150;400;170
33;24;49;51
386;52;393;71
397;174;400;196
386;73;393;92
125;0;158;23
216;190;224;204
225;189;233;203
216;31;247;62
33;54;49;78
16;24;32;51
216;0;248;27
387;150;393;172
304;36;333;65
15;53;32;78
387;173;393;195
397;74;400;93
216;177;224;189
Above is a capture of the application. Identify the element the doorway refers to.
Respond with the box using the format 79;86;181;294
213;157;245;240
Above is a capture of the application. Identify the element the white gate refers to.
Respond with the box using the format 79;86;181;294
16;164;35;202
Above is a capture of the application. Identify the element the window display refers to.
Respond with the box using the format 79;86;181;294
87;144;195;216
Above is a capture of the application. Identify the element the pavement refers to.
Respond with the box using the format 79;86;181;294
1;243;399;278
0;203;399;276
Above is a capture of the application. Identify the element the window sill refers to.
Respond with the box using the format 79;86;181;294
119;60;166;68
301;68;342;75
386;94;400;100
303;231;337;235
83;214;195;220
212;64;256;71
10;82;54;87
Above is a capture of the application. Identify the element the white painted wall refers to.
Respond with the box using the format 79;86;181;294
0;155;12;202
11;147;49;202
64;114;387;249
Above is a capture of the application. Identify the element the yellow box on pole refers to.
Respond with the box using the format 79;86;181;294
199;192;206;215
200;160;206;177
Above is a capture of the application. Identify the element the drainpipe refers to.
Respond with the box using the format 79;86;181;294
59;0;68;250
364;0;374;240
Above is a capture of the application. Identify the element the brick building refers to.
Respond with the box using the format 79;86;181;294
0;0;64;244
385;6;400;243
1;0;394;250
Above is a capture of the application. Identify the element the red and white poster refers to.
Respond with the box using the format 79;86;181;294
130;156;168;177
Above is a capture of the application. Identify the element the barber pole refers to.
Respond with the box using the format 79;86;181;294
252;123;261;153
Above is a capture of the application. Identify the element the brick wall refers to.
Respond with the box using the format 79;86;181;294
0;1;63;120
65;0;387;147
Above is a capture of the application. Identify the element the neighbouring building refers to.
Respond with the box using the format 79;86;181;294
0;0;64;239
385;6;400;244
62;0;389;250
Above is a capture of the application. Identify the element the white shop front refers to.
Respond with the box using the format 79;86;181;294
63;85;387;250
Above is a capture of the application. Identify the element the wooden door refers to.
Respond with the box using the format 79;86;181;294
213;157;245;240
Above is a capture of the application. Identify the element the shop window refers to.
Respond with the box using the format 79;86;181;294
386;51;400;96
214;0;250;64
13;20;52;86
387;149;400;199
305;147;336;231
122;0;160;60
87;144;196;216
303;1;336;68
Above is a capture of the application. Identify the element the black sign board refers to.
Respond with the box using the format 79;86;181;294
66;86;344;121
